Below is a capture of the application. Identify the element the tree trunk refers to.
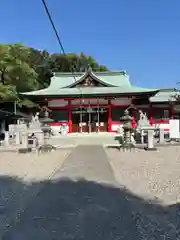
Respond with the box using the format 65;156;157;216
0;72;4;85
0;68;6;85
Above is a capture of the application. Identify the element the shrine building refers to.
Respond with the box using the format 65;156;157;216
22;68;179;133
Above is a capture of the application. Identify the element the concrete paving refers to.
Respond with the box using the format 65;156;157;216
2;145;141;240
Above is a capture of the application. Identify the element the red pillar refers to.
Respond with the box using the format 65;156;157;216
149;105;153;125
131;108;136;128
68;100;72;133
108;100;112;132
169;104;174;119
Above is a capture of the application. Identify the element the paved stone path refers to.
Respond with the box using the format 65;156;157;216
2;145;141;240
52;145;116;183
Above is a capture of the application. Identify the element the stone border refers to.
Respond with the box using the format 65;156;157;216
103;142;180;150
0;144;76;153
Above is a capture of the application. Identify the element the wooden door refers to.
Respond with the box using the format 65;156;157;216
99;108;108;132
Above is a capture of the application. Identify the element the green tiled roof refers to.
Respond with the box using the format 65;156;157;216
150;88;177;102
22;86;158;97
44;70;131;90
21;70;159;97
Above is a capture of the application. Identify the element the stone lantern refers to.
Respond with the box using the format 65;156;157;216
38;106;56;153
120;109;134;149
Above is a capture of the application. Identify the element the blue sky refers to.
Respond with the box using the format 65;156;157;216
0;0;180;88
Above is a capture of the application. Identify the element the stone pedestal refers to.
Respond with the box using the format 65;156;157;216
124;131;131;145
15;132;20;145
35;131;43;145
4;131;9;147
144;129;157;151
21;133;28;148
159;129;164;144
140;130;144;144
18;133;33;154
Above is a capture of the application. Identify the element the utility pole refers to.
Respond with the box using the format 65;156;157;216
14;101;17;115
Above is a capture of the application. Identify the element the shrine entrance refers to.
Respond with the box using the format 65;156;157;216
72;107;108;133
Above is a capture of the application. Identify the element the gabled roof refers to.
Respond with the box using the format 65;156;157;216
47;70;131;90
65;71;114;87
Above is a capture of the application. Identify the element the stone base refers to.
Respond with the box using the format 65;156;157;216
120;142;135;151
144;147;157;151
38;144;56;153
18;148;32;154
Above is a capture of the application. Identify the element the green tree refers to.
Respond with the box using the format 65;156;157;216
0;42;109;108
0;84;17;101
0;44;14;85
28;48;53;88
0;43;39;106
8;43;39;92
50;52;108;72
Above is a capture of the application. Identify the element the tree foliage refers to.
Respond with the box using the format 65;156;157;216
0;43;108;107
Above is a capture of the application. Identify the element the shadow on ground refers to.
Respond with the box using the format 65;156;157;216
0;176;178;239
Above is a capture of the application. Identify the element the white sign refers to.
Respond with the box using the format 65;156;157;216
169;119;180;139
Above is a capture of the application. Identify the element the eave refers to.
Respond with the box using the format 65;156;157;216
20;87;159;101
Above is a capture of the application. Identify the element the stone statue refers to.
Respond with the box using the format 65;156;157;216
32;112;39;122
136;109;150;129
139;110;147;120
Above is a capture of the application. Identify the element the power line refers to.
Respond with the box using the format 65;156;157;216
41;0;78;81
41;0;65;55
40;0;84;128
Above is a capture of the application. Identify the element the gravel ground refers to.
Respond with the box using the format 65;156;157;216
105;146;180;205
105;146;179;239
0;150;70;182
0;150;71;236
